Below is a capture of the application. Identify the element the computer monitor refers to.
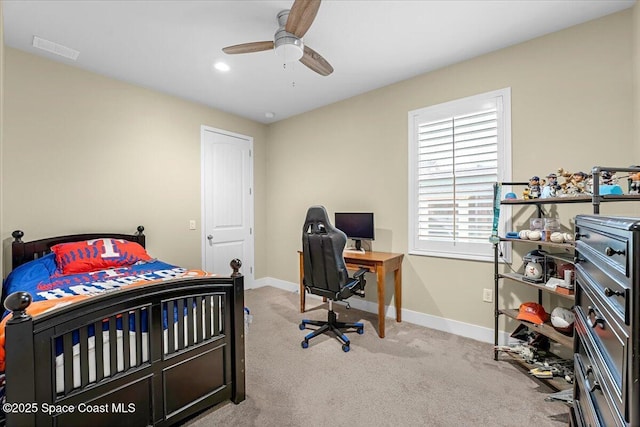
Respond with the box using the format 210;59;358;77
334;212;375;251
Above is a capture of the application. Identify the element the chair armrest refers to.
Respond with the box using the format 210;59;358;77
352;267;367;297
353;267;368;280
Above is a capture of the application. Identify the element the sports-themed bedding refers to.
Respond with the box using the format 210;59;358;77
2;228;245;426
0;238;214;392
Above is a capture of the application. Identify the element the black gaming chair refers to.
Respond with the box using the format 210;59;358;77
299;206;367;352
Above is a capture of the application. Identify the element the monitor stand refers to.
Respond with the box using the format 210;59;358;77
345;239;365;253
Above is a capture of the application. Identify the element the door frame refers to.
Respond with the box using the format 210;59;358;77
200;125;255;286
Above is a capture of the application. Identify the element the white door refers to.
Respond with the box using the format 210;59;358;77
201;127;254;285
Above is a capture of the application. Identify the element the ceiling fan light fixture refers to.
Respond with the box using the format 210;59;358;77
213;61;230;72
274;29;304;62
221;2;332;76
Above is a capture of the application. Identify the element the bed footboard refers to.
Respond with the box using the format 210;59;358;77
3;261;245;427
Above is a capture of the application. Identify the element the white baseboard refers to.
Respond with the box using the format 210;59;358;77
250;277;511;345
253;277;298;292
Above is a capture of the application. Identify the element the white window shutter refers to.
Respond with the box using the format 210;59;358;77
409;89;511;261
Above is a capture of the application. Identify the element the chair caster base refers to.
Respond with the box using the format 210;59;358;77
299;311;364;351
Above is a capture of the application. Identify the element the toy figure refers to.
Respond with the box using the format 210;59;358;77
556;168;573;194
541;173;561;198
600;170;618;185
527;176;542;199
571;171;588;194
560;170;589;195
629;171;640;194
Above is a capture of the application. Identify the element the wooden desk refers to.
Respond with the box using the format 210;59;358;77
298;250;404;338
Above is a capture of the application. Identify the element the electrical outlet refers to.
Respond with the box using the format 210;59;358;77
483;288;493;303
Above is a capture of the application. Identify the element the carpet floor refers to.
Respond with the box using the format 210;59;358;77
184;286;570;426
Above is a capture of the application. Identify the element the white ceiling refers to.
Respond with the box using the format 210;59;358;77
3;0;636;124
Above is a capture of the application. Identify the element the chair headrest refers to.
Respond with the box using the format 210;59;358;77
303;205;332;234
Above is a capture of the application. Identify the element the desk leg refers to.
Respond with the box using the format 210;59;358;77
394;266;402;322
377;267;386;338
299;254;305;313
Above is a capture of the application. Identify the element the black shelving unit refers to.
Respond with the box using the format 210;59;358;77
491;166;640;390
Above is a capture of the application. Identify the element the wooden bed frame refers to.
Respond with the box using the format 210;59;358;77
2;227;245;426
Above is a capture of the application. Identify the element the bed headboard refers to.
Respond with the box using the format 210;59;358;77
11;226;146;270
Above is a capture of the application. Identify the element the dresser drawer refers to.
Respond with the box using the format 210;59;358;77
575;260;629;324
576;226;630;278
575;219;633;325
574;294;629;420
574;351;625;427
573;214;640;427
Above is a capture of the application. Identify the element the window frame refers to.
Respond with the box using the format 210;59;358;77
408;88;512;262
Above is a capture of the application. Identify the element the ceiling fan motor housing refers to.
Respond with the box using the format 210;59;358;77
274;10;304;61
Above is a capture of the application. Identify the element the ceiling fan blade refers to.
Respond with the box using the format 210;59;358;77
222;41;274;55
300;45;333;76
285;0;321;38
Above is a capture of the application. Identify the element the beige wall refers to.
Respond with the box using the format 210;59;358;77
266;10;638;330
3;48;268;275
2;8;639;334
635;3;640;157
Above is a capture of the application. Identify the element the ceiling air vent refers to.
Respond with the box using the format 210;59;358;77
32;36;79;61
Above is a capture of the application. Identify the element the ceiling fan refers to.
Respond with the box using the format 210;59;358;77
222;0;333;76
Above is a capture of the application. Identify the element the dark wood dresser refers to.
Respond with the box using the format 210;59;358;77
572;215;640;427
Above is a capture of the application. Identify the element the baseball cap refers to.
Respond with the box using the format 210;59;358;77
516;302;549;325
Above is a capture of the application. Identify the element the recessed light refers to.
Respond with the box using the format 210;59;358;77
265;112;276;119
213;61;230;72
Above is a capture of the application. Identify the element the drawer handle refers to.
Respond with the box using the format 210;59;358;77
604;287;624;298
586;377;601;393
584;364;601;392
587;306;605;329
604;246;625;257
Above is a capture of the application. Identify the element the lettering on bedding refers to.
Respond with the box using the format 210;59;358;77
35;267;188;300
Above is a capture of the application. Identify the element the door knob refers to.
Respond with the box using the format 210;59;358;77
207;235;213;240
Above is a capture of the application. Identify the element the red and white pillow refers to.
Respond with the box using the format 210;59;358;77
51;239;151;275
